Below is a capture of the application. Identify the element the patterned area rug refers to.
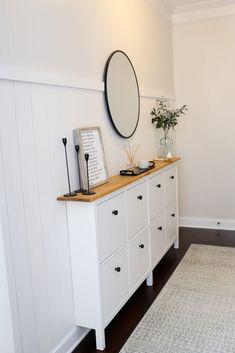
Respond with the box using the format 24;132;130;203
120;244;235;353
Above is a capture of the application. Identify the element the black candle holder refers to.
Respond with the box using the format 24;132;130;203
62;138;76;197
82;153;95;196
73;144;84;193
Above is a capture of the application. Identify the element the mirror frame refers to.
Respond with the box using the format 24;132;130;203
104;50;140;138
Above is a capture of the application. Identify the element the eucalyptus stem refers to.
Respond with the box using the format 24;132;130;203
151;97;187;132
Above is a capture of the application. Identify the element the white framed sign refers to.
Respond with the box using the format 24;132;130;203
73;127;108;189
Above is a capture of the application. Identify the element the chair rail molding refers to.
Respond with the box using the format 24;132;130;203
0;65;174;101
0;65;104;92
140;87;175;101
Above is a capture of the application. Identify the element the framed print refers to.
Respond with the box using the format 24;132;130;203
73;126;108;189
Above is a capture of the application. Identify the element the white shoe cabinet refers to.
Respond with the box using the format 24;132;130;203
62;161;179;350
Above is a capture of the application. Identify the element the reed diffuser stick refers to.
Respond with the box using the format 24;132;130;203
122;144;139;169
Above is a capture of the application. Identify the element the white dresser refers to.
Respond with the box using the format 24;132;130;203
59;161;179;350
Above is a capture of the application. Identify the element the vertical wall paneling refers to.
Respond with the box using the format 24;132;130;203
14;81;52;353
0;215;15;353
0;80;84;353
31;84;69;345
54;87;78;334
35;83;76;341
0;81;23;353
0;80;39;353
30;83;64;345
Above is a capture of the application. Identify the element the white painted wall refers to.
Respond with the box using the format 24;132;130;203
0;0;174;93
0;1;174;352
174;14;235;229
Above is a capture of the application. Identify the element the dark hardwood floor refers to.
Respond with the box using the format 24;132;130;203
73;227;235;353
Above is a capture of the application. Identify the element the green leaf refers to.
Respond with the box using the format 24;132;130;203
150;97;188;131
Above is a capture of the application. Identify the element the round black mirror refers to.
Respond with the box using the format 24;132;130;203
104;50;140;138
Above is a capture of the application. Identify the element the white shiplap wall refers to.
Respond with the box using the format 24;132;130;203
0;77;169;353
0;215;15;353
0;79;93;353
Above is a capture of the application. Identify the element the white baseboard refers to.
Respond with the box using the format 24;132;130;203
179;217;235;231
50;326;90;353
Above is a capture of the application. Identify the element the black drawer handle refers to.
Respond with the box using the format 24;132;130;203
156;184;161;188
171;213;175;217
115;267;121;272
158;226;163;231
137;195;143;200
170;176;175;180
139;244;144;249
112;210;118;215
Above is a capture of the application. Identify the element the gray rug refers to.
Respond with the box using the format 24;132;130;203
120;244;235;353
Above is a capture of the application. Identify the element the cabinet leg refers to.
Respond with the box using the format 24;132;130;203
95;328;105;351
174;237;179;249
146;271;153;286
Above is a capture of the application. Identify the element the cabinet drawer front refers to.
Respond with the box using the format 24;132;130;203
97;193;127;262
150;214;165;268
165;165;177;207
129;228;150;290
165;202;177;247
149;173;164;221
101;247;129;323
127;182;148;238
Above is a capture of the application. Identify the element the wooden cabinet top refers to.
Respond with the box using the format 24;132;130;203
57;157;180;202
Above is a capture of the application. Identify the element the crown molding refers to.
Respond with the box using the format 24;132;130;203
147;0;235;23
146;0;174;21
173;1;235;23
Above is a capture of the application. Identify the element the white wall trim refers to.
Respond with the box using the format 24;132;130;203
179;216;235;231
173;3;235;24
0;65;175;100
147;0;174;21
140;87;175;100
148;0;235;23
0;65;104;92
50;327;90;353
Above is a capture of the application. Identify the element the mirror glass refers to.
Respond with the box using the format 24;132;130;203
104;51;140;138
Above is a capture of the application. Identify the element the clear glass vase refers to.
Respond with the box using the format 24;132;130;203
158;130;173;159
